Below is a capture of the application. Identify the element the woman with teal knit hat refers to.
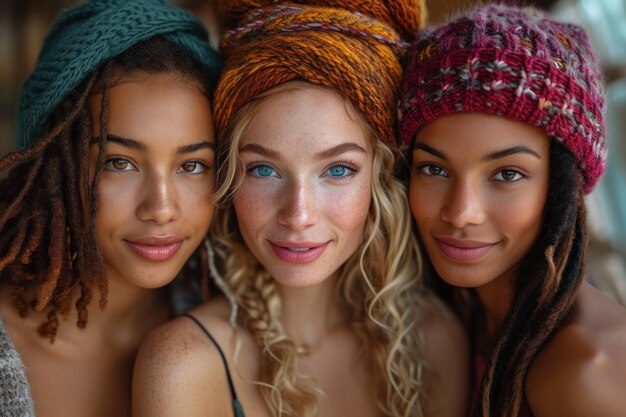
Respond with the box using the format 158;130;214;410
0;0;220;416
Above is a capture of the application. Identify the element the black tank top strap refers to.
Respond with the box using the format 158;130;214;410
181;313;245;417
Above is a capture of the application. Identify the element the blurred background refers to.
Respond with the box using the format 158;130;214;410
0;0;625;303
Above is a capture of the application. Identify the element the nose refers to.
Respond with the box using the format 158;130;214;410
440;180;485;228
277;178;318;232
136;173;181;225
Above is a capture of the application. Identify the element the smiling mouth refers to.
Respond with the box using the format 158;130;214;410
269;241;330;263
125;240;183;262
435;239;496;263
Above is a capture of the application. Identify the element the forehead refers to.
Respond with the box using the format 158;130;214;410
414;112;549;158
88;73;213;146
240;84;370;153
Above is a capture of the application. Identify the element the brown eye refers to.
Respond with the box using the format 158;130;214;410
493;169;525;182
178;161;207;174
417;163;447;177
113;160;129;170
104;158;134;172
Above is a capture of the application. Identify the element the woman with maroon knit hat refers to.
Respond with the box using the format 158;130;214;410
400;4;626;417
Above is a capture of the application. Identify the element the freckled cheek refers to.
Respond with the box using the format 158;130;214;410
177;176;215;215
325;181;371;234
233;182;280;235
93;179;139;240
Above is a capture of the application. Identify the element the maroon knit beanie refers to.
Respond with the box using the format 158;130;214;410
399;4;606;193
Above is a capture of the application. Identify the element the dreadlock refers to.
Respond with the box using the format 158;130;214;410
472;139;588;417
0;37;212;342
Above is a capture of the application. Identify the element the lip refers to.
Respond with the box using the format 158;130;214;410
435;237;497;263
124;236;184;261
268;240;330;263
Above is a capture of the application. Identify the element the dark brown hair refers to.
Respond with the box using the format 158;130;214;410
0;37;212;342
422;139;587;417
474;139;587;417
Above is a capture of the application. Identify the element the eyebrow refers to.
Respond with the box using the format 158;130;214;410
414;142;447;159
176;141;215;154
314;143;367;160
482;146;542;161
239;142;367;161
92;134;214;153
239;143;281;160
414;143;542;161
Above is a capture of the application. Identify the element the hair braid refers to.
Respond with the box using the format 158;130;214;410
38;154;74;312
242;270;318;416
213;81;425;417
214;225;319;416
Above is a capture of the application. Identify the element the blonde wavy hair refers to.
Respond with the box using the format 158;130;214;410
212;81;426;417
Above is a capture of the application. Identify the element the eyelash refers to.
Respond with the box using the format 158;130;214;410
491;167;527;182
245;160;361;180
415;163;527;183
322;160;360;180
103;156;211;174
246;163;279;178
415;162;448;177
104;156;136;172
178;160;211;174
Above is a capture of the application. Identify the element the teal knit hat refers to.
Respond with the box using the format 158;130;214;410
17;0;221;150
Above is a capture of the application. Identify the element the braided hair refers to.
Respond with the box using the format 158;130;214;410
0;37;212;342
473;139;587;417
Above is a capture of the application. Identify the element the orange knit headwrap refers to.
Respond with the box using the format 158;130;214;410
214;0;426;148
218;0;426;39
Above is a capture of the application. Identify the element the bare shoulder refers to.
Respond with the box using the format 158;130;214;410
420;294;469;417
526;283;626;417
132;298;236;417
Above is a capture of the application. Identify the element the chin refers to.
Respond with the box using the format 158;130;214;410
127;264;185;289
268;268;332;289
432;264;490;289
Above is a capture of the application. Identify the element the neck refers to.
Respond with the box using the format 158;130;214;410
277;276;346;350
1;273;170;349
474;275;514;341
86;274;170;329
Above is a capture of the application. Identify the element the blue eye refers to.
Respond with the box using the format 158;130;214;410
250;165;277;177
323;163;357;179
329;166;346;177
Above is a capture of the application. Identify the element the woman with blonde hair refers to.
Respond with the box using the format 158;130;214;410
133;1;468;416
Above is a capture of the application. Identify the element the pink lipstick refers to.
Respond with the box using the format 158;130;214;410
435;238;496;263
125;240;183;261
269;241;329;263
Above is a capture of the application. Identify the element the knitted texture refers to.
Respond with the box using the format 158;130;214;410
218;0;426;39
17;0;221;150
0;318;36;417
214;0;426;148
399;4;606;193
